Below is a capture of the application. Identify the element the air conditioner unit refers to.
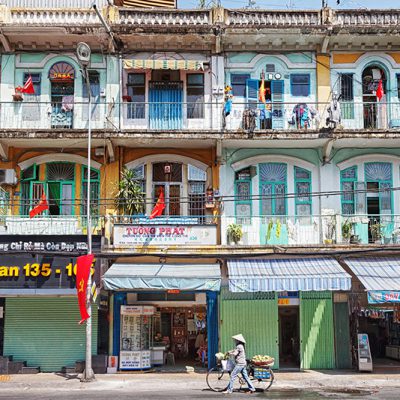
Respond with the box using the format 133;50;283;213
0;169;17;185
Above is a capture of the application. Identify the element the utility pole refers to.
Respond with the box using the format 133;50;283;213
76;41;95;382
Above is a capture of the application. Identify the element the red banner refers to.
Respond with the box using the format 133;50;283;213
76;254;94;325
149;187;165;219
29;193;49;218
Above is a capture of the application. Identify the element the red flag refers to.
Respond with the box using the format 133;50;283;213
376;79;384;101
259;78;266;104
76;254;94;325
149;187;165;219
29;192;49;218
20;75;35;95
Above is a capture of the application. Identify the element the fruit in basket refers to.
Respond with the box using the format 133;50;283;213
251;355;274;364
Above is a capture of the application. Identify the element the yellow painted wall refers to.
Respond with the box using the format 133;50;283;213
316;54;331;115
388;53;400;64
332;53;363;64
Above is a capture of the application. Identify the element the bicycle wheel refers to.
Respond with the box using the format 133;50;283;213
252;369;274;392
206;367;230;392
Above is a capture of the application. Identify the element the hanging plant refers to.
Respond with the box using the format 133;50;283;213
266;219;274;242
227;223;243;244
276;219;281;239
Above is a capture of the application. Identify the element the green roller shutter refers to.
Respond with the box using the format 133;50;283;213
334;302;351;369
3;297;98;372
220;290;279;368
300;291;335;369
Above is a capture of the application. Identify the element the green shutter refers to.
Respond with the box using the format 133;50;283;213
300;291;335;369
220;290;279;368
334;302;352;369
3;297;98;372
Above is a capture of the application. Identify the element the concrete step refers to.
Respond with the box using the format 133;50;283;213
20;366;40;374
8;361;26;374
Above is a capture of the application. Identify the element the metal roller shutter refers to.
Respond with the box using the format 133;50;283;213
300;291;335;369
3;297;98;372
220;290;279;368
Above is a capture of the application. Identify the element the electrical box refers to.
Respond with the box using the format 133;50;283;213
0;169;17;185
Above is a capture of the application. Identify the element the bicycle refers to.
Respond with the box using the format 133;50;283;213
206;357;274;393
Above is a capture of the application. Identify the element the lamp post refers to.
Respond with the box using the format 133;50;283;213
76;41;95;382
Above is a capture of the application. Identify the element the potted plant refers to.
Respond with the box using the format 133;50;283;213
324;217;336;244
227;223;243;245
370;222;382;244
341;219;353;244
114;168;145;217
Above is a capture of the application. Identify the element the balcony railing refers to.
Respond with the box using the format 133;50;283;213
0;215;103;236
1;100;400;132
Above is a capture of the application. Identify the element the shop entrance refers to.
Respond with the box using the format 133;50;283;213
0;298;4;356
278;306;300;369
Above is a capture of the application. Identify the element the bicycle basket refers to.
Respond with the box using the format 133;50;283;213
221;359;235;372
253;367;271;379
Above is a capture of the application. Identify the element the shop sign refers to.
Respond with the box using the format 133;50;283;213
0;235;101;253
368;290;400;304
113;224;217;246
121;305;155;315
0;255;99;290
278;291;299;306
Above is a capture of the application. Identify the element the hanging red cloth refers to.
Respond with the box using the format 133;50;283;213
76;254;94;325
29;193;49;218
149;187;166;219
16;75;35;95
376;79;384;101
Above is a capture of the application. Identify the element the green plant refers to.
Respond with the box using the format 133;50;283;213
266;219;274;241
342;220;353;239
115;168;145;215
227;223;243;244
370;222;382;241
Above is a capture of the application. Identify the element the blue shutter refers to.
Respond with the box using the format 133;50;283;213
246;79;259;109
271;80;284;129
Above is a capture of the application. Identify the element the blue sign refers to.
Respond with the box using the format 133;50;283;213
368;291;400;304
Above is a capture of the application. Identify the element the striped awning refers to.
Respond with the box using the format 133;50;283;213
344;257;400;291
227;258;351;293
123;59;204;70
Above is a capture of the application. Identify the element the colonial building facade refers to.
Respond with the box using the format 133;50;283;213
0;2;399;373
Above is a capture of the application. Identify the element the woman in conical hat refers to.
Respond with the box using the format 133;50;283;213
223;334;255;394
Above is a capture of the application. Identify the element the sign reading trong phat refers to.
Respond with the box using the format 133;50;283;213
113;224;217;246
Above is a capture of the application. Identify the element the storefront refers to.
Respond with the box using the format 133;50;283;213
0;235;101;372
221;257;352;370
103;262;221;370
344;257;400;368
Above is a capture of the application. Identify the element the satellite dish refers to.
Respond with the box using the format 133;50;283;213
76;42;91;67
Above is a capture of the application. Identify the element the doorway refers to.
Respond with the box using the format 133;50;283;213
362;66;387;129
279;307;300;369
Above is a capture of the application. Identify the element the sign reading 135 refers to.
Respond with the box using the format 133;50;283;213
22;262;95;277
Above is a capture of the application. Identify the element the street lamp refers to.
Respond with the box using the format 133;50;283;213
76;41;95;382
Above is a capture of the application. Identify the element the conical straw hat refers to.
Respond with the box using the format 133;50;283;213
232;334;246;344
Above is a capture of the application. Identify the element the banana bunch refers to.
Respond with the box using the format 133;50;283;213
251;355;274;363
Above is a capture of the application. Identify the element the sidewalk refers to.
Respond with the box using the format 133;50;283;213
1;370;400;393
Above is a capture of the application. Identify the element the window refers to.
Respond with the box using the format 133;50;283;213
340;166;357;215
127;73;145;119
339;73;354;119
82;71;100;98
188;164;206;222
295;167;311;219
187;74;204;119
231;74;250;97
23;73;41;95
397;74;400;99
20;164;39;216
290;74;310;97
235;168;252;225
82;166;100;218
130;164;146;215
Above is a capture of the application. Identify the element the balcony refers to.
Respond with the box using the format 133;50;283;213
0;101;107;130
1;100;400;134
0;215;103;236
221;214;400;246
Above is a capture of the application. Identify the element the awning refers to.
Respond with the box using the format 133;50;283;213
227;258;351;293
123;59;204;70
102;263;221;292
344;257;400;304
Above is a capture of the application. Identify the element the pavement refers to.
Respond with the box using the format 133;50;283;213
0;370;400;399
